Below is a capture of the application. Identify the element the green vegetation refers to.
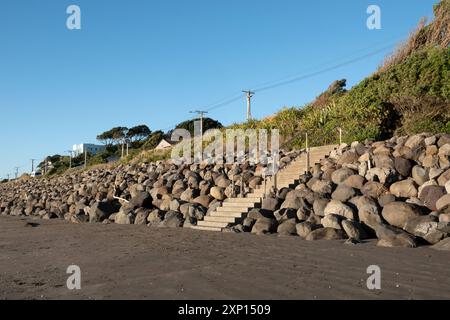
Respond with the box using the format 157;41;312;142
230;1;450;148
169;117;223;136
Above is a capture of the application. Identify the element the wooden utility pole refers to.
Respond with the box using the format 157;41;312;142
30;159;36;173
84;149;87;169
189;110;208;137
338;127;342;145
67;151;73;168
242;90;255;121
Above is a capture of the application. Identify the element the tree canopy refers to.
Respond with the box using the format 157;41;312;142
127;125;151;142
172;117;223;136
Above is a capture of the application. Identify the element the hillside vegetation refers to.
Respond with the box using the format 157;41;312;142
232;0;450;148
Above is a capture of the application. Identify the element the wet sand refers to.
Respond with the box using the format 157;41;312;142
0;215;449;300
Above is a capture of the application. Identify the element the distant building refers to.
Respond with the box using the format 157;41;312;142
155;138;177;150
72;143;106;156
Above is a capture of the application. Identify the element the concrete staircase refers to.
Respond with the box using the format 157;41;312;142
191;145;338;232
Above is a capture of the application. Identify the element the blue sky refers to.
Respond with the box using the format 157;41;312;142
0;0;439;177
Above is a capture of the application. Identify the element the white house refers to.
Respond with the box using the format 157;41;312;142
72;143;106;156
155;139;176;150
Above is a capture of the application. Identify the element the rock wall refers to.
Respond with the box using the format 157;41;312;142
1;133;450;249
0;150;300;227
240;133;450;249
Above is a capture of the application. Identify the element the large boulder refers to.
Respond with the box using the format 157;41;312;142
394;157;413;177
361;181;388;199
373;155;394;169
381;202;423;229
193;195;212;208
305;228;346;241
405;134;425;149
378;194;396;207
404;215;445;244
88;200;118;223
331;168;355;185
262;197;280;211
350;196;382;230
324;200;355;220
343;175;366;190
375;223;417;248
210;187;225;201
274;208;297;223
296;221;320;238
337;150;359;165
134;208;150;225
321;214;344;230
342;220;369;241
365;168;396;185
309;179;333;195
277;219;297;236
251;217;277;235
280;193;310;211
419;186;446;211
331;185;356;202
159;211;184;228
130;191;152;208
412;166;429;186
437;169;450;186
389;179;418;198
313;198;330;217
115;211;134;224
180;188;197;202
147;209;164;225
436;194;450;211
431;238;450;251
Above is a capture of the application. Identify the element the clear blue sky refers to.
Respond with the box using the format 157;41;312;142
0;0;439;177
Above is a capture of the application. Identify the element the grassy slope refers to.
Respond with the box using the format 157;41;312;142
231;1;450;149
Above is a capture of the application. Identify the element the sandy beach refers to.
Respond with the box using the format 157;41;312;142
0;215;449;300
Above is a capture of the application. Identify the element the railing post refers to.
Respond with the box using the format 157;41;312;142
272;172;278;194
305;132;310;174
263;175;267;199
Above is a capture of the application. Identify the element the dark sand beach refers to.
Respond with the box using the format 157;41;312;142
1;215;449;300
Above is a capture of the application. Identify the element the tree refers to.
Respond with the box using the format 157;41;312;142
97;127;128;146
142;130;164;150
111;127;128;145
97;129;114;146
171;117;223;136
127;125;151;142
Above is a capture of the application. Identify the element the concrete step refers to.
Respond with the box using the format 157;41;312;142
204;216;239;223
216;206;250;213
191;145;338;233
210;211;246;218
190;225;222;232
222;202;254;208
224;198;260;204
197;220;230;228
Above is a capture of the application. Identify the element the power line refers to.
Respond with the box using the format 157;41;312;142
156;38;400;132
254;43;396;93
201;40;399;114
250;35;404;91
